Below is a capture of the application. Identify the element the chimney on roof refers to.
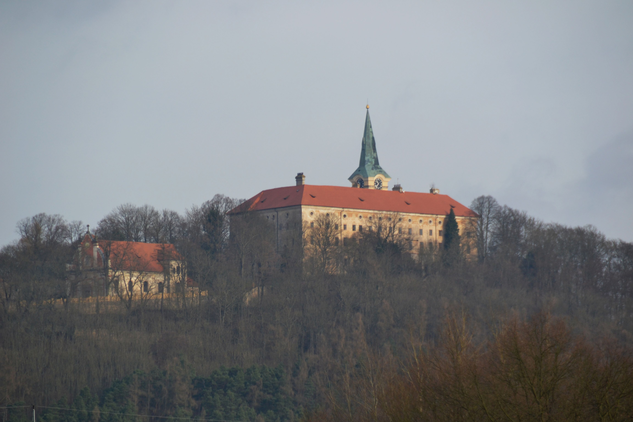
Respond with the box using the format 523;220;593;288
430;187;440;194
392;184;404;193
295;172;305;186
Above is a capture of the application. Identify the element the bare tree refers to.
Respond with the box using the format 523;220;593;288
136;204;160;243
490;205;535;263
469;195;500;263
6;214;75;309
183;195;239;254
228;211;276;279
305;213;341;275
96;203;140;241
351;212;414;275
157;209;183;244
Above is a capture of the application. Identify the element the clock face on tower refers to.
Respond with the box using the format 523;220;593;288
374;178;383;190
356;178;365;188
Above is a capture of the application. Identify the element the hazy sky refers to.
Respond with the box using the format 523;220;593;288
1;0;632;246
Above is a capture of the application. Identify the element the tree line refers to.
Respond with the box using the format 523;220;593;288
1;194;632;420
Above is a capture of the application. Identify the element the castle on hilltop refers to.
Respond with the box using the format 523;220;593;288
229;106;478;256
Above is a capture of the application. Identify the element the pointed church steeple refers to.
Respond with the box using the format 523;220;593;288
348;105;391;189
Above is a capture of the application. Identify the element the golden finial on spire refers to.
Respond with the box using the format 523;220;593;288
366;104;370;109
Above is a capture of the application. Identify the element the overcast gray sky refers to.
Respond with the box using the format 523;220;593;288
1;0;632;246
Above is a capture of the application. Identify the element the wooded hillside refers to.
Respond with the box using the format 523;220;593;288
1;195;632;421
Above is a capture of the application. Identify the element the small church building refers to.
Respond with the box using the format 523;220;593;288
69;230;187;298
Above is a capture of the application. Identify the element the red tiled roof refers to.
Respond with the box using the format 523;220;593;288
96;240;181;273
229;185;477;218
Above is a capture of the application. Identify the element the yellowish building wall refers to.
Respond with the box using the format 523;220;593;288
253;205;477;259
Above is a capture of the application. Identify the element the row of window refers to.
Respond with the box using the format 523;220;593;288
338;224;443;237
113;280;166;293
335;238;446;248
269;212;448;228
267;211;296;220
339;214;444;226
285;221;447;238
270;212;446;225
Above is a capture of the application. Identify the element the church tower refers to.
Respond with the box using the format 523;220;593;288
348;105;391;190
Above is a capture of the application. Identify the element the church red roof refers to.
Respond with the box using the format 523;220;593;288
100;241;181;272
80;234;181;273
229;185;477;218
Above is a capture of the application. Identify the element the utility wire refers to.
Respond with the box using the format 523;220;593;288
6;405;250;422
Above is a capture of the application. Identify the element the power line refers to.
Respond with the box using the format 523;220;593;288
33;405;250;422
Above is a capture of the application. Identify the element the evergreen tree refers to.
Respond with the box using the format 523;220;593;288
442;208;461;266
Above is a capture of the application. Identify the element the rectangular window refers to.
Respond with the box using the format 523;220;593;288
439;230;443;236
335;238;339;246
343;238;349;246
143;281;149;293
359;225;363;232
408;228;412;235
158;282;164;293
335;224;339;230
429;230;433;236
398;228;402;234
343;224;347;230
310;222;314;228
419;229;423;235
352;225;356;231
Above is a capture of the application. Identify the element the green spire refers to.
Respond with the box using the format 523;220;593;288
348;108;390;182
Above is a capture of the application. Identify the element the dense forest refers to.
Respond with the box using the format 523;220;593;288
1;194;632;421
